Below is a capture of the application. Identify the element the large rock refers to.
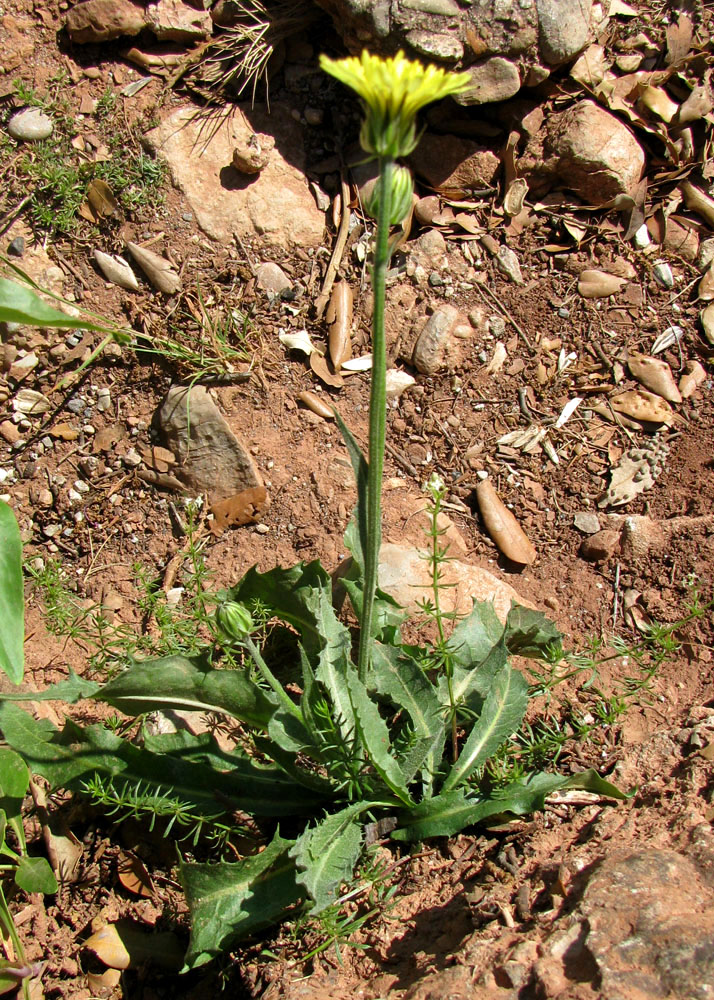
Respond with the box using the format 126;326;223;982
459;57;522;106
65;0;147;42
144;106;325;248
537;0;591;65
408;134;500;197
374;543;532;623
521;100;645;205
313;0;600;102
146;0;213;40
154;385;262;502
580;849;714;999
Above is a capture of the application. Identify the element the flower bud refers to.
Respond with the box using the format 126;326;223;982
216;601;253;642
364;164;414;225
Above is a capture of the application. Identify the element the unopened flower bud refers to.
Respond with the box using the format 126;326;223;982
364;164;414;225
216;601;253;642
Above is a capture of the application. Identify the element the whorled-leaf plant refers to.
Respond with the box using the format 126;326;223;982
0;52;624;970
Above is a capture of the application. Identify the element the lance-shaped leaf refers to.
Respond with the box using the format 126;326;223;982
392;768;622;841
504;605;562;660
227;562;356;744
290;803;367;912
437;636;509;717
445;600;505;670
346;672;413;806
181;832;300;968
0;274;124;334
370;643;444;792
0;502;24;685
95;654;275;730
0;703;327;816
0;669;100;703
442;664;528;793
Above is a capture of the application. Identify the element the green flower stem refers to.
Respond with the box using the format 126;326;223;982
243;635;303;720
357;156;394;683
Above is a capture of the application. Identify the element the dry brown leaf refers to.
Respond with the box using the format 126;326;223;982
681;181;714;229
679;360;707;398
84;920;183;971
503;178;528;217
310;351;344;388
677;73;714;125
117;853;154;897
475;479;536;565
570;44;610;87
326;280;353;371
578;269;626;298
126;241;181;294
638;84;679;122
701;303;714;345
627;353;682;403
700;263;714;302
297;390;334;419
665;14;693;66
84;925;131;970
209;486;268;535
50;422;79;441
609;388;675;426
86;968;122;997
87;178;120;219
93;424;123;453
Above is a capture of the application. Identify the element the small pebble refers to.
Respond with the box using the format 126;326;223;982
573;512;601;534
42;524;61;538
428;272;445;287
304;106;323;126
73;480;90;494
255;523;270;534
7;107;53;141
123;447;142;467
7;237;25;258
96;388;111;412
67;396;84;414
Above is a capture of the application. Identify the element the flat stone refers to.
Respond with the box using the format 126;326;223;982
405;29;464;62
537;0;591;65
412;305;460;375
401;0;460;13
146;0;213;39
458;57;522;105
409;134;500;198
573;511;600;534
65;0;147;42
7;108;53;141
375;543;532;623
154;385;262;502
144;106;324;248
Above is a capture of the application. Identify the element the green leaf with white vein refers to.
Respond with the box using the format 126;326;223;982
226;562;357;744
181;832;300;968
370;642;444;792
290;803;368;912
96;653;275;730
441;664;528;793
392;773;563;841
347;672;413;806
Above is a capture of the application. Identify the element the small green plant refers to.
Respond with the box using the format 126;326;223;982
0;502;24;686
0;53;625;974
3;79;165;236
0;506;58;997
0;749;58;999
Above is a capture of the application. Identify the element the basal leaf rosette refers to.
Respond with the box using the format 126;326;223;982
319;50;470;159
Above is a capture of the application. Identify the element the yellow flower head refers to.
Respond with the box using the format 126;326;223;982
320;50;470;159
